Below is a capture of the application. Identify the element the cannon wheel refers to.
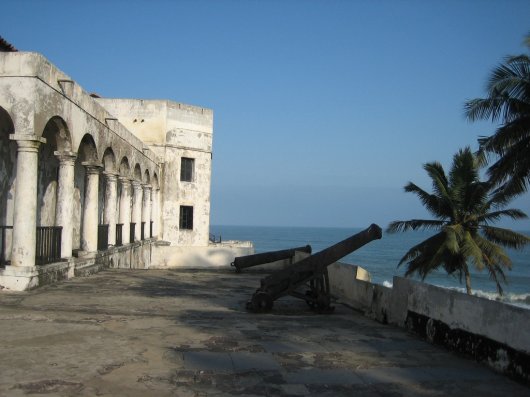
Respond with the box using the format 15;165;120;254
247;291;273;312
305;290;317;308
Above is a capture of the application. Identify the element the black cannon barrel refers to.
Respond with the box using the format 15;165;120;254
260;224;382;296
232;245;312;272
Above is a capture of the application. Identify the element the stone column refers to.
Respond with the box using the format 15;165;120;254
54;152;77;258
119;177;131;244
103;172;118;246
9;134;45;267
142;185;152;238
151;188;159;238
80;163;102;253
131;181;143;241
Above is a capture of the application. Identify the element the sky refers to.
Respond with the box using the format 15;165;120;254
4;0;530;229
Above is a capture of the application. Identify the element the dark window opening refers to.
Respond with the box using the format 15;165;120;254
181;157;194;182
179;206;194;230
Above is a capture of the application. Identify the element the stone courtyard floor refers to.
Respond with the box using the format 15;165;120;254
0;269;528;396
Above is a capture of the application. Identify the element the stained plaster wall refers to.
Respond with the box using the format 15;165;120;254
96;98;213;247
0;52;160;173
0;52;161;257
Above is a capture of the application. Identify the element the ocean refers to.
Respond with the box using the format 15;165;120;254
210;225;530;308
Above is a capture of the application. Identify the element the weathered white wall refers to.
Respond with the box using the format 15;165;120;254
0;52;160;179
161;147;211;246
401;277;530;354
96;98;213;248
94;99;168;145
328;262;530;380
151;241;253;269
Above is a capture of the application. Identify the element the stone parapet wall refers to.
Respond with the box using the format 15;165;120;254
328;262;530;383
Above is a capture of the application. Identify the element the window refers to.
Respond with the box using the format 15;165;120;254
180;157;194;182
179;206;193;230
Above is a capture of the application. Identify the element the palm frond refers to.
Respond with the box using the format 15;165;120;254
403;182;450;219
460;231;486;271
478;208;528;224
423;162;451;199
488;182;525;208
474;234;512;295
465;97;508;123
480;115;530;156
487;59;530;103
397;232;444;267
400;232;448;279
481;226;530;249
444;224;463;254
386;219;445;234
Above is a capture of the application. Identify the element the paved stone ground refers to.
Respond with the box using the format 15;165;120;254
0;269;528;396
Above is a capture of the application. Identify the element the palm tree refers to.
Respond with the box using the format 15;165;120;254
464;33;530;196
387;147;530;295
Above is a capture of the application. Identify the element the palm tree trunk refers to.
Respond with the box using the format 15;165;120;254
464;265;472;295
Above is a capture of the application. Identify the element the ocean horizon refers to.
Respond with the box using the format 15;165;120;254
211;224;530;308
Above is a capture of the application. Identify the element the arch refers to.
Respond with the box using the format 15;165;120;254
0;106;16;241
144;169;151;184
72;134;99;250
0;106;14;137
119;157;131;177
102;147;116;173
77;134;98;163
151;172;159;190
133;163;142;181
42;116;72;152
37;118;65;226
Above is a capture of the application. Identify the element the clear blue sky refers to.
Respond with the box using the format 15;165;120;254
4;0;530;228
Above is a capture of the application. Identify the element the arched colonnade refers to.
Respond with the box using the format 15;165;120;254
0;105;161;268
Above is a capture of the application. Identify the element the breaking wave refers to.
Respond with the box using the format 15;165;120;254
376;281;530;309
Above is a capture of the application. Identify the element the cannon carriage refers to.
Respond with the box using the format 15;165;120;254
246;224;382;313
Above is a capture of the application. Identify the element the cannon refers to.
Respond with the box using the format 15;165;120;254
231;245;312;273
246;224;382;313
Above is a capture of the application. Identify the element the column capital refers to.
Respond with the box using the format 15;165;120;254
103;171;119;181
10;134;46;152
131;180;143;190
82;162;103;175
142;184;152;191
118;176;132;191
54;151;77;165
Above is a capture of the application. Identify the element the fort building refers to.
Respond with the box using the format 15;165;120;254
0;39;251;290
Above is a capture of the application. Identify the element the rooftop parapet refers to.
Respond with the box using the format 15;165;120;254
96;98;213;152
0;51;161;166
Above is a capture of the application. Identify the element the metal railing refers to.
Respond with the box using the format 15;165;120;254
98;224;109;251
209;233;222;243
116;224;123;246
141;222;145;240
0;226;13;265
36;226;62;266
130;222;136;243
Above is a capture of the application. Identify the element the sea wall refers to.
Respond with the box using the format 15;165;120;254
328;262;530;384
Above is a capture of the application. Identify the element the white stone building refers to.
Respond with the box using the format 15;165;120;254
0;38;251;290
